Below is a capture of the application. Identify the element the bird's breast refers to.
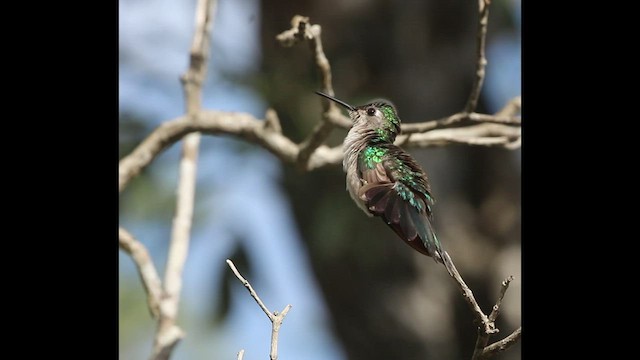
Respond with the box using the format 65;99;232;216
343;129;373;216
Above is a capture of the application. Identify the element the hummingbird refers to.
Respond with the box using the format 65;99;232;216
316;91;452;272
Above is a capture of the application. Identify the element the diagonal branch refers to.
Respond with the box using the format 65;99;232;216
442;251;520;360
441;252;521;360
226;259;274;320
226;259;292;360
481;327;522;359
119;227;163;319
496;96;521;117
441;252;496;336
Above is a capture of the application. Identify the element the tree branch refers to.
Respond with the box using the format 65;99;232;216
119;4;521;191
481;327;522;359
470;275;514;359
119;227;163;319
150;1;217;359
402;110;520;135
118;110;520;192
226;259;292;360
397;123;520;148
276;15;346;169
465;0;491;112
496;96;521;117
489;276;514;322
441;252;520;360
314;96;521;133
441;252;496;336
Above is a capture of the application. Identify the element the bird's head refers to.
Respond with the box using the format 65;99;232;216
315;91;401;142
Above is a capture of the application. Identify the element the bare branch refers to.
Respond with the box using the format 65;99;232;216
397;123;520;148
119;111;295;192
299;105;520;134
496;96;521;117
307;145;343;171
226;259;274;320
150;1;217;359
465;0;491;112
264;108;282;133
275;15;310;47
226;259;292;360
402;112;520;135
441;251;521;360
505;137;521;150
119;111;520;192
481;327;522;359
471;275;516;359
181;0;217;114
119;227;163;319
489;276;514;322
441;252;495;336
276;15;343;169
270;305;292;360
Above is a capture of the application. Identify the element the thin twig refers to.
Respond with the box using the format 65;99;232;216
496;96;521;117
441;252;496;335
150;1;217;359
226;259;273;320
471;275;515;359
119;227;163;319
276;15;341;169
398;123;520;148
402;112;520;135
489;276;514;322
441;251;521;360
481;327;522;359
465;0;491;112
226;259;292;360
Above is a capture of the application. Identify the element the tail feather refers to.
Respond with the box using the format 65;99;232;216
409;205;439;258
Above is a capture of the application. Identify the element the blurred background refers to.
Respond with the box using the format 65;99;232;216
119;0;521;359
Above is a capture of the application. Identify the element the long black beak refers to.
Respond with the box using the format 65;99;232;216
315;91;355;111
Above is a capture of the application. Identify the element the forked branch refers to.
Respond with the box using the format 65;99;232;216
226;260;292;360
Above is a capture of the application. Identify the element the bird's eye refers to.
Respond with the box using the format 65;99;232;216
366;107;376;116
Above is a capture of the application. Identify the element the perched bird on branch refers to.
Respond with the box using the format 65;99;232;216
316;91;453;274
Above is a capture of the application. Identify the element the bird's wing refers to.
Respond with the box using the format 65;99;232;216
357;145;442;259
